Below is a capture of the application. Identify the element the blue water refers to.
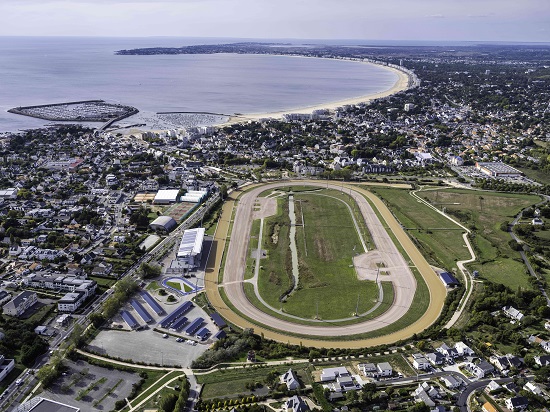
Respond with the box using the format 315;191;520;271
0;37;398;132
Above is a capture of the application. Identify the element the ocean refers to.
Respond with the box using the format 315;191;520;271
0;37;398;132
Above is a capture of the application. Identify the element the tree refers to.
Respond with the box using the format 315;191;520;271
139;262;161;279
158;393;178;412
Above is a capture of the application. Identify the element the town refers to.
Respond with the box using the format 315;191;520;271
0;42;549;412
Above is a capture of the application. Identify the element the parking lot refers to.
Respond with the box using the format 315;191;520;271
89;328;208;367
90;292;214;367
42;359;140;411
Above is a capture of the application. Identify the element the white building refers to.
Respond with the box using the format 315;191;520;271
0;188;18;200
176;228;205;268
58;292;86;312
23;274;96;298
320;366;349;382
3;291;37;317
153;189;180;204
0;355;15;382
441;375;461;389
455;341;475;356
280;369;300;390
503;306;524;322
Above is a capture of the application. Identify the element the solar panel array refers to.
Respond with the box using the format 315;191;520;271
210;312;227;328
131;299;153;323
170;316;188;331
196;327;210;340
185;317;204;335
121;310;139;329
213;330;227;340
160;301;194;329
141;291;165;316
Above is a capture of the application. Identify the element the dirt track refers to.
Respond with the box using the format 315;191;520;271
205;182;447;348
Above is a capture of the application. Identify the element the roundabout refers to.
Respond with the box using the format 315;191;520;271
205;181;447;348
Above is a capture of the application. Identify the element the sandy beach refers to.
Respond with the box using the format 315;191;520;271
224;61;412;125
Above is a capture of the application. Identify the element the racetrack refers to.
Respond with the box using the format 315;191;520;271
205;181;447;348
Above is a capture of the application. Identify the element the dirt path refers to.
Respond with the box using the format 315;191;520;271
205;182;446;348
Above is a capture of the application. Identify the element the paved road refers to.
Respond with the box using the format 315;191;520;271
205;181;447;348
456;378;513;412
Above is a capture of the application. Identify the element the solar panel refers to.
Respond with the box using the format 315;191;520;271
185;317;204;335
141;291;165;316
171;316;188;331
131;299;153;323
210;312;227;328
160;301;194;329
121;310;139;329
196;327;210;339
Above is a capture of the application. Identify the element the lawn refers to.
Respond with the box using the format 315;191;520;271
256;191;378;320
421;188;540;290
166;281;182;290
369;187;469;272
197;363;310;399
243;281;394;327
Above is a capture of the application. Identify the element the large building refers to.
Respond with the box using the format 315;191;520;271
176;228;205;268
180;189;208;203
149;215;177;232
0;355;15;383
0;188;18;200
153;189;180;204
22;274;97;298
475;162;523;178
58;292;87;312
3;291;37;317
14;397;79;412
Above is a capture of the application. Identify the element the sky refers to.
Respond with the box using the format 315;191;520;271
0;0;549;43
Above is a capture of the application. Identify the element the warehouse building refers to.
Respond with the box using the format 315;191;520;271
153;189;180;204
180;189;208;203
176;228;205;268
149;215;177;232
475;162;523;178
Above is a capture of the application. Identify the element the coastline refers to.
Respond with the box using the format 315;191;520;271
222;62;411;125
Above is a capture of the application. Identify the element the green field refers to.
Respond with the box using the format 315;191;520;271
197;363;311;399
369;187;469;272
166;281;182;290
255;191;378;320
421;188;539;290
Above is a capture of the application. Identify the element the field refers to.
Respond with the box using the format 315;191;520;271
255;190;378;320
421;188;539;290
369;187;469;272
197;363;311;399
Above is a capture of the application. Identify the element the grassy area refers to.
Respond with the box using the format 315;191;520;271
245;219;262;280
369;187;469;271
197;363;310;399
256;191;378;320
166;281;182;290
421;188;539;290
518;167;550;185
128;370;183;408
146;281;161;290
243;281;394;326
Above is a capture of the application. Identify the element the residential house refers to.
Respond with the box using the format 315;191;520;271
534;355;550;366
482;403;498;412
441;375;461;389
437;343;459;358
0;291;12;307
280;369;300;390
485;380;501;393
320;367;350;382
455;341;475;356
502;306;524;322
426;352;445;366
412;354;431;370
466;360;494;379
358;363;377;376
285;396;309;412
376;362;393;377
2;291;38;317
523;382;543;397
505;396;528;411
490;355;523;371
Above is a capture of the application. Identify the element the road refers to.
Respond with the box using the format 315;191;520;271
456;378;513;412
205;181;447;348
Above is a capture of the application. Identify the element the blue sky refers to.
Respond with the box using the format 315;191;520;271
0;0;549;42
